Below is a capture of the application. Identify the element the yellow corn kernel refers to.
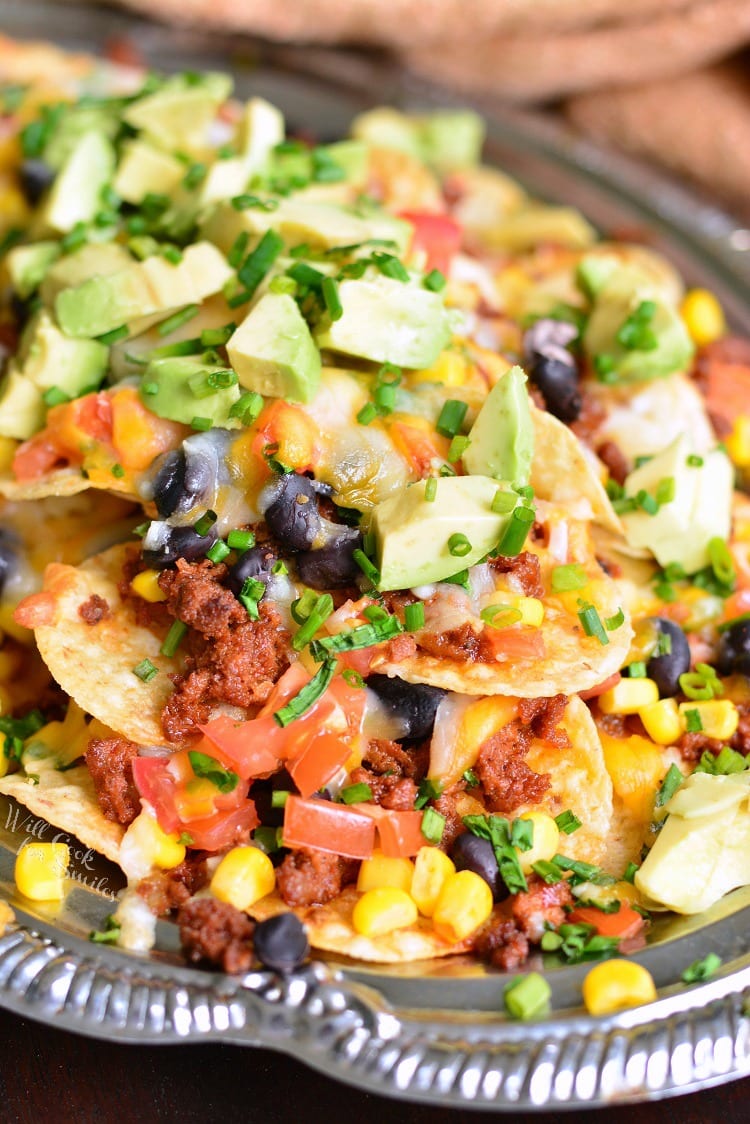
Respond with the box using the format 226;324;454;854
357;851;415;894
211;845;276;911
517;811;560;873
352;887;418;938
681;288;726;347
432;869;493;943
412;348;469;387
598;677;659;715
726;416;750;469
639;698;682;746
126;811;187;871
517;597;545;627
678;699;739;741
410;846;456;917
131;568;167;603
600;732;665;821
582;959;657;1016
15;842;69;901
0;436;17;473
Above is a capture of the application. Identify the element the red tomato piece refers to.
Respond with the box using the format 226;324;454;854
282;795;375;859
567;904;645;940
376;810;426;858
183;801;259;852
579;672;621;701
287;733;352;799
131;757;180;834
399;211;462;275
481;626;546;661
198;717;281;779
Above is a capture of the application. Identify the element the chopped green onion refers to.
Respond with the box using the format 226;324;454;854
286;262;325;289
271;789;290;808
147;338;202;359
686;454;704;467
708;536;735;587
191;416;212;431
206;539;231;564
424;477;437;502
681;953;721;984
531;860;563;884
414;777;444;810
239;577;266;621
161;245;183;265
309;616;403;661
231;194;278;211
227;529;255;552
420;806;446;844
462;768;479;787
292;594;335;652
274;657;338;726
157;304;199;338
577;601;609;646
554;810;581;835
423;269;446;292
182;162;207;190
89;915;122;945
374;383;397;415
60;222;88;254
253;826;283;854
480;604;523;629
448;532;472;558
160;619;188;657
291;589;319;624
372;251;409;282
655;476;676;506
436;399;468;438
462;814;527;894
656;763;684;807
627;661;647;678
503;972;551;1020
97;324;129;345
496;505;535;558
200;324;236;347
679;663;723;700
491;490;517;515
352;549;380;587
362;604;389;622
342;668;365;688
623;862;639;884
616;299;658;351
717;611;750;633
356;402;378;426
193;510;217;537
684;708;703;733
188;751;239;793
340;782;373;805
694;746;748;776
604;608;625;631
238;229;284;297
133;658;158;682
404;602;425;631
551;854;615;887
321;275;343;321
110;463;125;479
42;386;71;407
229;391;264;425
635;489;659;516
550;563;588;593
228;231;250;269
448;435;471;461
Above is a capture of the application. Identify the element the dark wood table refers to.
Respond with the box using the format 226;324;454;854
1;1008;747;1123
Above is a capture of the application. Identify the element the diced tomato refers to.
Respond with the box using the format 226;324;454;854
702;358;750;425
287;733;351;799
69;392;114;444
282;795;375;859
183;802;259;852
567;904;645;940
399;211;462;275
12;435;65;481
197;718;281;779
389;420;451;478
131;757;180;834
251;400;322;474
579;672;622;701
481;626;546;661
350;803;426;858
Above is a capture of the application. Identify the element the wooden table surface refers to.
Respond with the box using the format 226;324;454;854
1;1007;747;1123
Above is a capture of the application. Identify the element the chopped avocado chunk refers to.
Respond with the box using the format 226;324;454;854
39;241;132;306
17;310;107;394
0;365;45;439
315;273;451;369
373;475;519;590
227;291;321;403
5;240;60;299
461;365;533;485
55;242;232;338
122;72;232;156
113;140;185;205
583;264;694;384
42;105;119;171
139;356;241;427
200;97;284;205
351;108;485;171
619;435;733;573
40;130;116;234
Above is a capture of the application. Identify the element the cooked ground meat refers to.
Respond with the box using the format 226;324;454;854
511;875;574;942
678;730;724;762
362;737;429;780
383;632;418;663
570;390;607;448
157;559;291;741
137;854;208;917
433;786;467;851
178;897;255;975
348;766;417;810
475;722;550;814
488;551;544;599
118;547;173;630
596;439;630;485
518;694;570;748
85;736;141;825
276;847;358;908
418;622;482;663
731;702;750;756
78;593;111;625
473;917;529;971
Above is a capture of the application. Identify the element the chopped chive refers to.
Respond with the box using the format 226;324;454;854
238;576;266;621
604;607;625;631
656;763;683;807
531;859;563;885
708;536;735;587
228;231;250;269
342;668;365;688
404;602;425;631
491;489;517;515
182;162;207;190
157;304;199;338
238;229;285;297
623;862;639;884
227;529;255;552
274;657;338;726
321;275;343;321
423;269;446;292
655;476;676;506
372;252;409;282
340;782;373;804
309;616;403;661
228;391;264;425
352;549;380;587
291;589;319;624
356;402;378;426
161;246;183;265
200;323;236;347
424;477;438;502
448;533;472;558
627;661;647;678
503;972;551;1020
684;707;703;733
448;435;471;461
193;510;217;537
679;663;723;700
292;594;335;652
206;539;231;564
420;806;446;844
111;463;125;479
230;194;278;212
362;604;389;622
554;810;581;835
577;601;609;646
463;768;479;787
147;338;202;359
191;416;212;431
133;658;158;682
550;563;588;593
271;789;290;809
480;603;523;629
681;953;721;984
160;619;188;657
436;398;468;438
43;386;71;407
97;324;129;345
496;505;535;557
269;275;298;296
686;454;704;467
374;383;397;414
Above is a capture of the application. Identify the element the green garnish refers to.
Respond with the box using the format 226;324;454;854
555;810;581;835
420;807;446;844
160;619;188;657
132;658;158;682
577;601;609;646
503;972;551;1020
188;751;239;793
550;564;588;593
274;658;338;726
340;782;373;805
656;763;684;807
681;953;722;984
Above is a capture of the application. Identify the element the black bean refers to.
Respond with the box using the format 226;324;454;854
0;531;17;595
296;530;363;589
151;448;215;519
716;617;750;678
528;354;582;423
227;545;278;598
19;160;55;205
253;913;309;974
450;833;508;902
366;674;445;740
264;474;321;551
646;617;691;697
141;523;217;569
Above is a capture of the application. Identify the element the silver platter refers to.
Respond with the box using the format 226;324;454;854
1;2;750;1108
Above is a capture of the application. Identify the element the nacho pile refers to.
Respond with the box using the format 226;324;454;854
0;40;749;979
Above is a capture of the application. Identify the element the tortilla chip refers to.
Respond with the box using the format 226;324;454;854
0;765;124;865
0;469;92;502
531;406;623;535
29;544;181;745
